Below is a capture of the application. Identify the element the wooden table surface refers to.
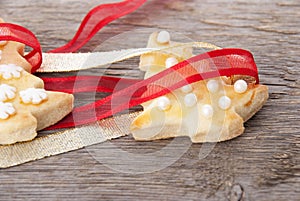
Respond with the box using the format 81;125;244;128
0;0;299;200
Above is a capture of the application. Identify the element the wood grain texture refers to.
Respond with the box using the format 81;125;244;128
0;0;299;200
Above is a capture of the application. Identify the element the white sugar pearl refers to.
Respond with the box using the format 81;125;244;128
184;93;198;107
207;80;219;93
165;57;178;68
157;96;171;111
0;41;7;46
180;84;193;93
201;104;214;118
234;79;248;94
218;96;231;110
157;31;170;44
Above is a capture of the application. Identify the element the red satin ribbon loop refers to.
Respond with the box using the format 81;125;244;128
0;23;42;73
0;0;146;72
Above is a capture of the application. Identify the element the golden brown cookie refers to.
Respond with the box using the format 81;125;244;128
0;22;74;145
130;31;268;142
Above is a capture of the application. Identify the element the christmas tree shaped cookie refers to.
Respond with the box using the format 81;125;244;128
0;30;74;145
130;31;268;142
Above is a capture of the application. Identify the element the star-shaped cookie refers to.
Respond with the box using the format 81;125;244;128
0;22;74;145
130;31;268;142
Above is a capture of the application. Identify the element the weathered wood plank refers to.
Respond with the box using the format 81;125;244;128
0;0;299;200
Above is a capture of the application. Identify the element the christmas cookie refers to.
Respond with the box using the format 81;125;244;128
0;21;74;145
130;31;268;142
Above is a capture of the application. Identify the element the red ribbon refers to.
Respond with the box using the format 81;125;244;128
47;48;259;129
0;23;42;73
43;76;141;94
49;0;147;53
0;0;260;130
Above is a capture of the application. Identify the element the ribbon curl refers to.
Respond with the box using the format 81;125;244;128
49;0;147;53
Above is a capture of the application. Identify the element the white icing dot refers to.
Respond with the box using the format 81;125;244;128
201;104;214;118
165;57;178;68
19;88;48;104
184;93;198;107
0;102;16;120
0;41;7;46
180;84;193;93
0;64;23;80
0;84;17;101
157;96;171;111
234;79;248;94
218;96;231;110
207;80;219;93
157;31;170;44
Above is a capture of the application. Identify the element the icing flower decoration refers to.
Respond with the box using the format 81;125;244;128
0;22;74;146
0;84;17;101
19;88;48;104
0;64;23;80
0;102;16;120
